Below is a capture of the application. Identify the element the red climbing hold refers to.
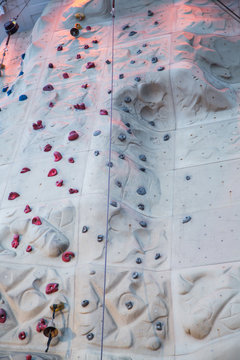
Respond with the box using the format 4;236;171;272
20;167;30;173
57;45;63;51
84;45;89;49
74;103;85;110
8;192;20;200
32;120;44;130
68;131;79;141
49;102;54;108
62;251;75;262
32;217;42;225
36;318;47;332
100;109;108;115
43;84;54;91
45;283;59;295
81;84;88;89
69;188;78;194
76;54;81;59
56;180;63;187
63;72;69;79
0;309;6;323
24;205;31;213
26;245;32;252
18;331;26;340
86;26;91;30
26;355;32;360
54;151;62;162
68;157;74;163
48;168;58;177
44;144;52;152
11;234;19;249
86;62;95;69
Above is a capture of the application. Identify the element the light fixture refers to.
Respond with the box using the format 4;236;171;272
43;303;64;353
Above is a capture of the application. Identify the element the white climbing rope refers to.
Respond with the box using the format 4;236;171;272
100;1;115;359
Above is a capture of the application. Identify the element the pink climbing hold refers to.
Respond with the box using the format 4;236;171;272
57;45;63;51
20;167;30;173
74;103;85;110
44;144;52;152
24;205;31;213
18;331;26;340
45;283;59;295
86;26;91;30
63;72;69;79
49;102;54;108
43;84;54;91
36;318;47;332
8;192;20;200
26;245;32;252
54;151;62;162
0;309;7;323
56;180;63;187
84;44;89;49
68;157;74;163
32;217;42;226
100;109;108;115
68;131;79;141
86;61;95;69
69;188;78;194
76;54;81;59
11;234;19;249
32;120;44;130
62;251;75;262
48;168;58;177
26;355;32;360
81;83;88;89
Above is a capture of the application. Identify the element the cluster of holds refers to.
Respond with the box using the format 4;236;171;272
70;12;85;37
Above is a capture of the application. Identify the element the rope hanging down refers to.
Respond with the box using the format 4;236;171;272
100;1;115;359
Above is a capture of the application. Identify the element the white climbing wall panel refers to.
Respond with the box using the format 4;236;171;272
0;0;240;359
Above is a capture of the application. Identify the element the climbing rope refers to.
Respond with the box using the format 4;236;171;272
212;0;240;23
100;1;115;359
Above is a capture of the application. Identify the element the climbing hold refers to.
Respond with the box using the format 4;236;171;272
75;23;82;30
138;204;145;211
94;150;100;156
87;333;94;340
163;134;170;141
57;45;63;51
129;31;137;36
106;161;113;167
186;175;191;180
20;167;31;173
125;123;131;128
24;205;31;213
124;96;131;103
93;130;101;136
122;106;129;113
68;157;74;163
75;12;85;20
149;121;155;126
86;26;91;31
2;86;8;92
92;39;98;44
36;318;47;332
74;103;85;110
135;76;141;82
151;57;158;63
32;120;44;130
157;66;165;71
182;216;192;224
154;21;159;25
0;309;6;323
122;24;129;30
137;49;142;55
139;167;146;172
7;89;12;96
68;131;79;141
81;83;88;89
118;133;126;141
18;331;26;340
21;53;25;60
43;84;54;91
19;94;27;101
32;217;42;226
69;188;78;194
156;322;162;331
63;72;69;79
137;187;146;195
97;235;104;242
115;180;122;188
119;154;125;160
11;234;19;249
110;201;117;207
132;272;139;279
62;251;75;262
82;226;88;233
56;180;63;187
100;109;108;115
48;63;54;68
44;144;52;152
18;71;24;76
8;192;20;200
86;62;95;69
107;90;112;94
139;221;147;228
45;283;59;295
106;59;111;64
119;74;124;79
127;129;132;134
26;245;32;252
49;102;54;108
155;253;161;260
84;45;89;49
130;60;135;64
125;301;133;309
81;300;89;307
26;355;32;360
136;258;142;264
142;43;147;47
148;10;154;16
139;154;146;162
48;168;58;177
76;54;81;59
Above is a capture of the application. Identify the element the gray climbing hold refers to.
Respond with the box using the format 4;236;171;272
119;154;125;160
132;272;139;279
148;10;154;16
122;106;129;113
122;24;129;30
154;21;159;25
157;66;165;71
106;161;113;167
137;49;142;55
137;187;146;195
138;203;145;211
94;150;100;156
82;226;88;233
151;56;158;63
125;122;131;127
97;235;104;242
127;129;132;134
118;133;126;141
139;221;147;228
156;322;162;331
87;333;94;340
182;216;191;224
125;301;133;310
81;300;89;307
139;154;146;162
129;31;137;36
124;96;131;103
108;89;112;94
149;121;155;126
155;253;161;260
139;167;146;172
163;134;170;141
93;130;101;136
115;180;122;188
106;60;111;64
119;74;124;79
110;201;117;207
136;257;142;264
142;43;147;47
135;76;141;82
130;60;135;64
186;175;191;180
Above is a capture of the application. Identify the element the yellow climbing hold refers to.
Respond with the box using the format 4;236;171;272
75;12;85;20
0;64;5;69
75;23;82;30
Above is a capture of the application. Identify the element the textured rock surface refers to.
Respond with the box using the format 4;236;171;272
0;0;240;359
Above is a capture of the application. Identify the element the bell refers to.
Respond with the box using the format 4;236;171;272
4;20;19;35
43;319;58;339
70;27;79;37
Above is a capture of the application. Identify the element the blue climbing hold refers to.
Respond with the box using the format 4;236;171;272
7;89;12;96
21;53;25;60
18;71;24;76
19;94;28;101
2;86;8;92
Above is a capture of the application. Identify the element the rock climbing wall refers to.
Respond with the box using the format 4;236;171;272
0;0;240;359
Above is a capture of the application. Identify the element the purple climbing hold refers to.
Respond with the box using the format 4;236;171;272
43;84;54;91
